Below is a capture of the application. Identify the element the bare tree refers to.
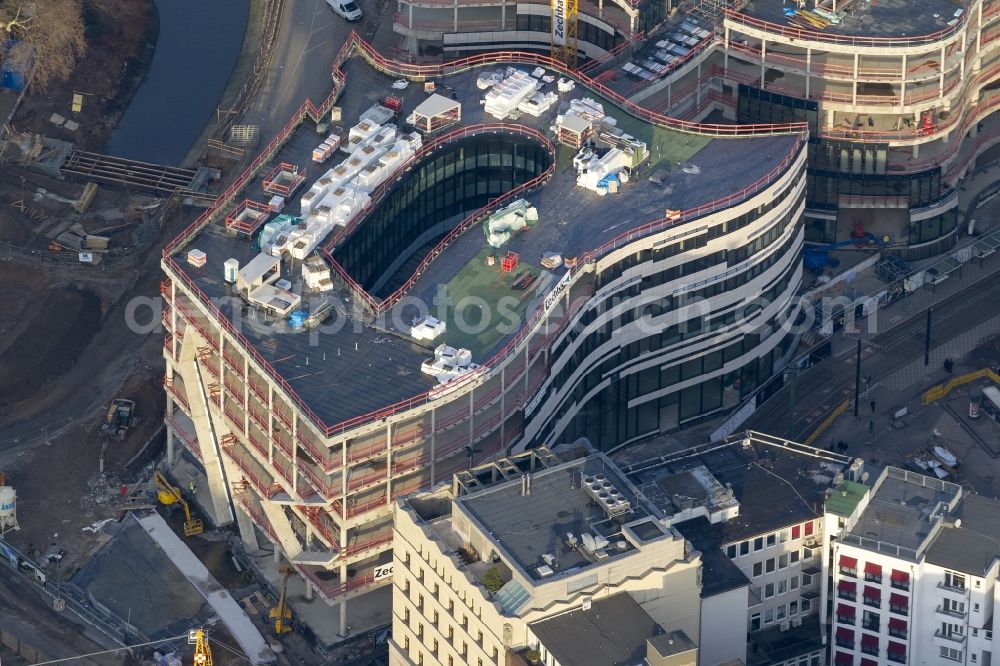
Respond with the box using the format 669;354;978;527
1;0;86;88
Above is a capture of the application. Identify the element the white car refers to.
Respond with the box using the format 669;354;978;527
327;0;363;22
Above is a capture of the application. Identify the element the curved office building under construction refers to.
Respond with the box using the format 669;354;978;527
160;35;808;638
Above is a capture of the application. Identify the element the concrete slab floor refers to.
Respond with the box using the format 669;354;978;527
255;556;392;647
71;515;212;639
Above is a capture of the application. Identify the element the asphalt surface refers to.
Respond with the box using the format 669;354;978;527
244;0;359;138
748;272;1000;441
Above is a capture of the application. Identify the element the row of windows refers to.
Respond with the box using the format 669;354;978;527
752;552;803;577
725;520;816;558
514;14;622;52
548;248;800;410
554;213;803;377
596;178;800;289
749;598;812;631
397;549;502;666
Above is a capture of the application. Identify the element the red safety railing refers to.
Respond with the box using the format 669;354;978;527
342;530;393;558
164;411;201;459
262;162;308;197
723;6;969;48
161;33;807;445
346;32;805;136
163;376;191;412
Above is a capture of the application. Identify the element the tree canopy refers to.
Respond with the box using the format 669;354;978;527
1;0;86;88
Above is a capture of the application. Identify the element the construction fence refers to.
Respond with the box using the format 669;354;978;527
922;368;1000;404
0;627;51;663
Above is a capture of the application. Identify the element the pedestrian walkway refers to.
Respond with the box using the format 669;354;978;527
136;512;276;664
882;313;1000;391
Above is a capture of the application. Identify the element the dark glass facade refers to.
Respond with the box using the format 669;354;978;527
737;84;955;247
513;14;623;53
526;186;804;451
332;134;552;295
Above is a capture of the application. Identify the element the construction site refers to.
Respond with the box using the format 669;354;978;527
1;0;999;659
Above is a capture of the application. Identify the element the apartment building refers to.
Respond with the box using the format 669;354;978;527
627;430;857;666
827;466;1000;666
390;448;701;666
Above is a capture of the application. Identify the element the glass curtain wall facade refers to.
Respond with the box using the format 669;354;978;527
332;134;552;294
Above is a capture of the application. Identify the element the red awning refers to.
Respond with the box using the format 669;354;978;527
837;627;854;641
835;652;854;666
864;585;882;601
862;633;879;647
865;562;882;576
890;593;908;608
888;641;906;655
889;618;907;631
840;555;858;568
839;580;856;593
891;570;909;583
838;603;856;617
861;660;878;666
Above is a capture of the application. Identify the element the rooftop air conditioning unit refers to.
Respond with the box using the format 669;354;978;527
779;621;791;632
792;617;803;628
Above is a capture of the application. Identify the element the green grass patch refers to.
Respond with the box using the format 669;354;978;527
437;246;542;358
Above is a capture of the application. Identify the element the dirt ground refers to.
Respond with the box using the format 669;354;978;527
11;0;157;152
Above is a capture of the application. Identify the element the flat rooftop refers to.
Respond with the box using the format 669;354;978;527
529;593;670;666
456;454;670;581
925;493;1000;576
632;437;845;543
169;53;798;427
734;0;967;39
846;467;961;556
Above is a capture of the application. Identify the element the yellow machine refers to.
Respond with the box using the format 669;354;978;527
550;0;579;69
269;565;296;635
154;471;204;536
191;628;213;666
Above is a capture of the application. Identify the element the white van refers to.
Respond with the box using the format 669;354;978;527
327;0;363;22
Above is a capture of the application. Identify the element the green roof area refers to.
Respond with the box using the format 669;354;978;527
825;480;869;517
590;92;713;172
436;246;543;358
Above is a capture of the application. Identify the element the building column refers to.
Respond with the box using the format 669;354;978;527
385;421;394;498
760;39;767;86
166;418;176;465
500;367;506;449
852;53;859;105
501;0;506;28
339;598;349;636
912;143;920;159
805;48;811;98
267;385;274;466
274;544;282;564
429;409;437;486
234;503;260;551
723;26;729;73
166;374;176;465
900;54;907;110
453;0;458;33
939;44;946;98
696;60;702;107
305;583;314;601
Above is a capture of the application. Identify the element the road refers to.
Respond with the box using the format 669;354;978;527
747;272;1000;441
245;0;359;138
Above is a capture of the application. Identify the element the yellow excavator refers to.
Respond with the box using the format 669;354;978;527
154;471;204;536
269;564;296;635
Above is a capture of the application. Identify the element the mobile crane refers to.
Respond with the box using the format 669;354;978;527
269;564;296;635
